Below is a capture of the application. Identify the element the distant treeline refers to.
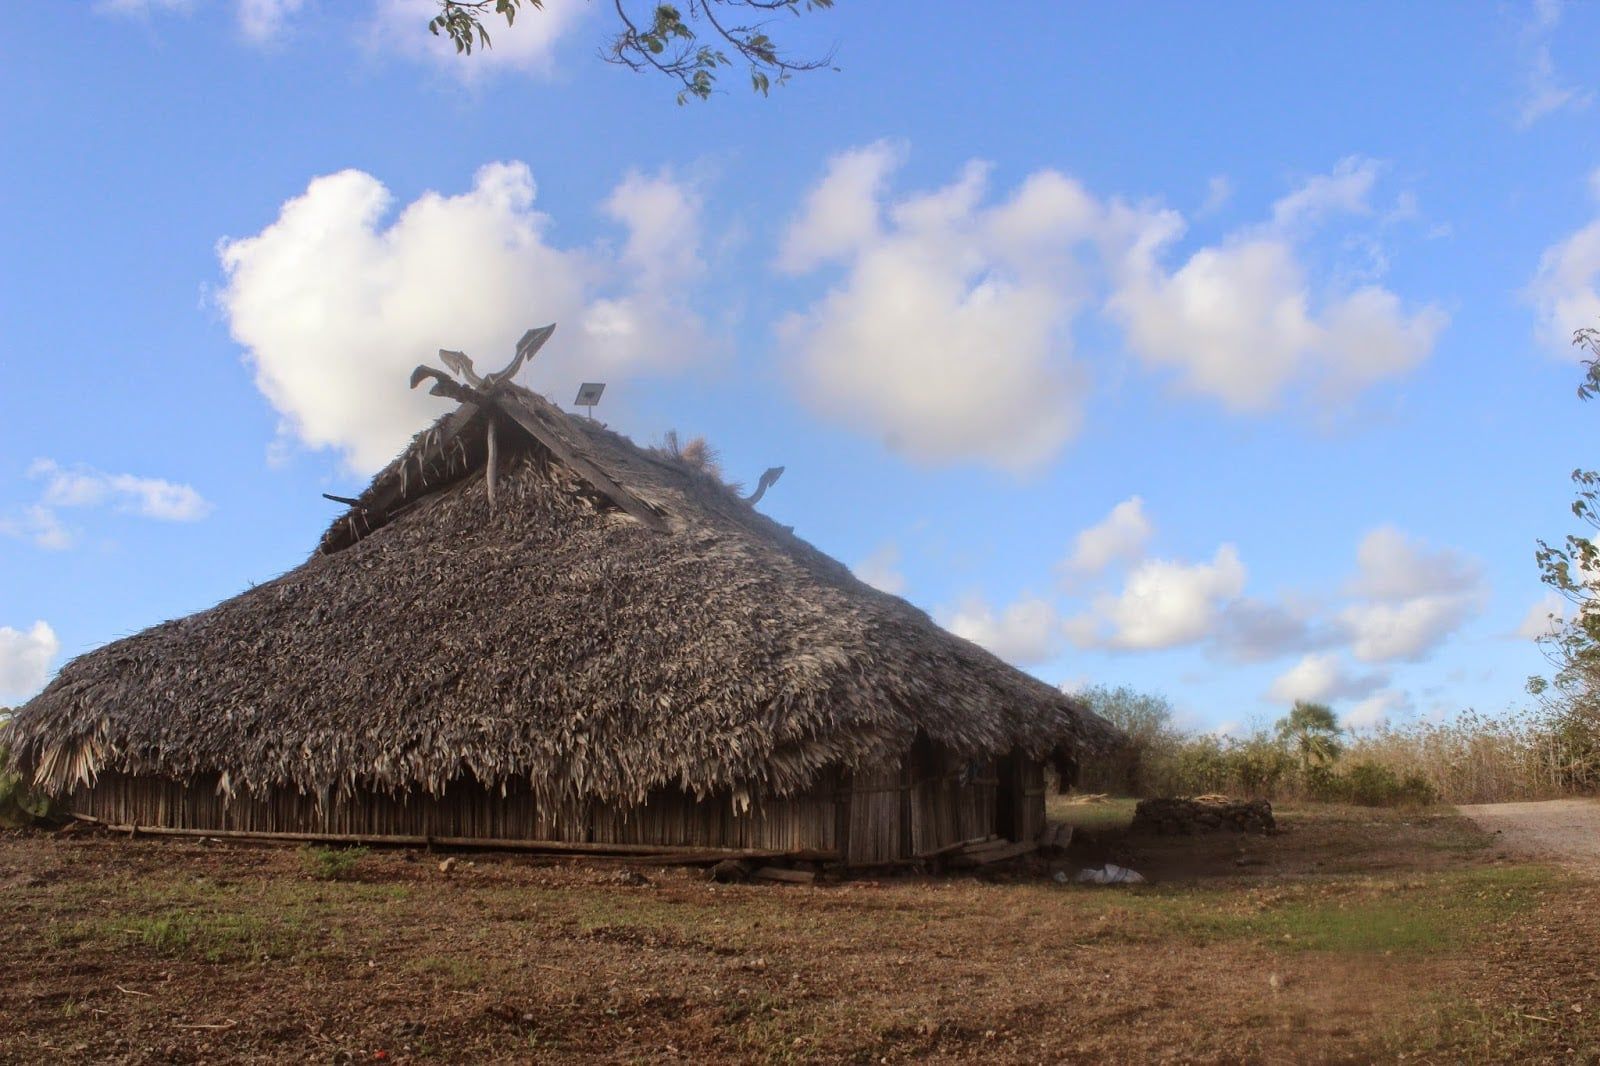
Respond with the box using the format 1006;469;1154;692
1074;685;1600;806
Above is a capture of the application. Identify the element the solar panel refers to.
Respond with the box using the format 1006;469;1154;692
574;382;606;407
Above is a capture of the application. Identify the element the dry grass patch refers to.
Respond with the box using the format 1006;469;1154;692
3;810;1598;1063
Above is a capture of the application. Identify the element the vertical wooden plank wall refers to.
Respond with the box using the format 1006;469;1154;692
1016;757;1047;843
844;765;905;865
67;751;1047;859
67;771;839;852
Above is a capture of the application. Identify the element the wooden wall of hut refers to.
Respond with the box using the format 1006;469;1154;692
836;739;1043;866
68;771;840;854
67;744;1048;864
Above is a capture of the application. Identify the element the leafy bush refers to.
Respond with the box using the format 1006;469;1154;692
0;725;56;828
1334;761;1437;807
1227;735;1296;796
301;844;369;881
1074;684;1184;794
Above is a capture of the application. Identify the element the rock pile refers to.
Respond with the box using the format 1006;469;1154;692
1131;796;1275;835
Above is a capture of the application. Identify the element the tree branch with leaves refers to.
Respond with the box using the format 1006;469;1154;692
1529;329;1600;737
429;0;837;103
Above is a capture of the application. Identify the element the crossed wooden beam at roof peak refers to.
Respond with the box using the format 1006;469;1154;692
324;324;786;547
405;323;671;533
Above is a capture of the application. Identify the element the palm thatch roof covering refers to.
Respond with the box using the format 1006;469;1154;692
7;329;1113;811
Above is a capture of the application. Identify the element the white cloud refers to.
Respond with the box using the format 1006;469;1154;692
1528;172;1600;355
1071;544;1247;651
777;149;1442;468
1266;652;1386;705
1060;496;1152;578
1516;592;1566;640
1214;597;1339;663
100;0;582;56
27;459;211;522
584;170;708;356
1269;157;1381;231
1106;159;1447;411
777;141;904;274
942;596;1061;666
1342;596;1480;663
1343;689;1413;730
217;162;708;471
97;0;301;42
1339;526;1483;663
371;0;590;77
238;0;305;41
1347;525;1479;602
0;622;59;704
0;506;72;551
604;170;704;291
777;148;1103;471
853;542;907;596
95;0;191;14
1197;175;1232;218
1048;513;1480;687
1516;0;1593;128
2;460;210;549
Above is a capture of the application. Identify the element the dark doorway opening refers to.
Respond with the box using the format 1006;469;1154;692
995;751;1020;841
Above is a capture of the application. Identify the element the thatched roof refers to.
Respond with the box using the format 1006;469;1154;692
8;355;1112;809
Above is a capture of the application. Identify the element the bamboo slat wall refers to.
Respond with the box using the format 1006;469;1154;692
1014;758;1047;845
840;740;1024;865
843;765;904;865
68;745;1048;864
69;772;838;852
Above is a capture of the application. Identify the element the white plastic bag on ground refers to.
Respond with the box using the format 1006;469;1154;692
1072;863;1146;885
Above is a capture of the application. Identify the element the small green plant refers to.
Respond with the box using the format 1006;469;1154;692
302;844;369;881
0;732;57;828
118;911;292;962
1336;761;1437;807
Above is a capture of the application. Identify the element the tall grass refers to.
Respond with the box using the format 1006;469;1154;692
1342;709;1600;804
1078;692;1600;805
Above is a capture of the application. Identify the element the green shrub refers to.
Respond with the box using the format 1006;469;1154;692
1226;736;1296;796
1302;763;1343;802
1333;761;1437;807
302;844;369;881
1146;733;1230;795
0;735;56;829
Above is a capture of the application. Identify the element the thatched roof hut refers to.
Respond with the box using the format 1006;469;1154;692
7;335;1112;863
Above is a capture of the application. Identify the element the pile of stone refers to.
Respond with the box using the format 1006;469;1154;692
1131;795;1275;836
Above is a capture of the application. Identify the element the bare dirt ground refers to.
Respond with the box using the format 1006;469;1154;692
1459;798;1600;871
4;804;1600;1064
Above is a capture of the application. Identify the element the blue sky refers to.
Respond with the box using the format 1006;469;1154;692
4;1;1599;733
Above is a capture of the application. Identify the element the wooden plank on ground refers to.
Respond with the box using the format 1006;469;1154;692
947;840;1038;867
751;866;817;884
916;834;999;859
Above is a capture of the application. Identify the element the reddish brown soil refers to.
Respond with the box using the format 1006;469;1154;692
3;806;1598;1064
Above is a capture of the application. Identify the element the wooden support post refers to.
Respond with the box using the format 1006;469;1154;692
485;417;499;511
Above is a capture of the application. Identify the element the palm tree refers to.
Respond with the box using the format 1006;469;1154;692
1276;701;1344;772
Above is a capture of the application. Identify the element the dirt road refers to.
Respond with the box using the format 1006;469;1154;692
1458;798;1600;870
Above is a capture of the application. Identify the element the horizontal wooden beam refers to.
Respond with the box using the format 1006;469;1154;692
75;817;831;864
494;393;669;533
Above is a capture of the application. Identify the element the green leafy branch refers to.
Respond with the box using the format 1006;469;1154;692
1529;328;1600;722
428;1;837;103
